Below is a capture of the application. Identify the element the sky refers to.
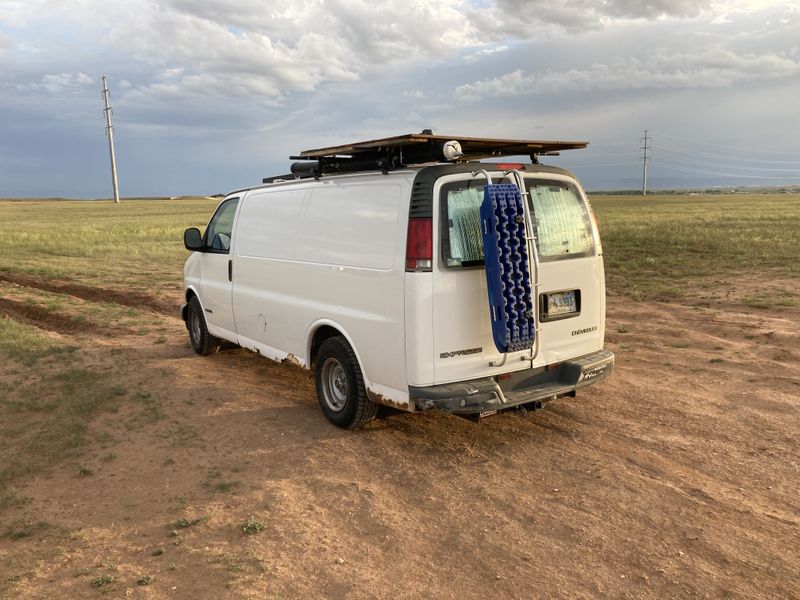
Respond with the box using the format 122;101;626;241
1;0;799;197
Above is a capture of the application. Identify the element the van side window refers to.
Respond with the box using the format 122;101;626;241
204;197;239;253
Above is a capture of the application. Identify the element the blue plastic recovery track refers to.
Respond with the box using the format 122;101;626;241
480;184;535;354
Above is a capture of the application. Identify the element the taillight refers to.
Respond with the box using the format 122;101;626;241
406;217;432;271
586;202;603;255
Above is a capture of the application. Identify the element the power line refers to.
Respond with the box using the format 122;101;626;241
651;162;800;180
655;151;800;172
655;131;800;157
566;161;641;168
656;142;800;165
580;149;642;157
590;141;640;148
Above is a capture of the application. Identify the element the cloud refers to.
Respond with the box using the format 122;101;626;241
469;0;715;38
0;0;51;27
17;72;95;94
455;46;800;100
102;0;481;95
464;44;509;62
2;0;749;109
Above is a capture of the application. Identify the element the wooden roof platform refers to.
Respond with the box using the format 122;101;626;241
295;133;588;161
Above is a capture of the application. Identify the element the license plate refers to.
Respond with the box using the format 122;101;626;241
542;290;579;320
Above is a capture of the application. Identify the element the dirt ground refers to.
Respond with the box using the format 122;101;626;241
1;271;798;599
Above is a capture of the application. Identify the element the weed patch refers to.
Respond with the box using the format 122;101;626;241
91;574;114;588
241;516;265;535
173;517;204;529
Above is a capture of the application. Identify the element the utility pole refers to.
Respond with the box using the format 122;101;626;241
640;129;651;196
101;75;120;203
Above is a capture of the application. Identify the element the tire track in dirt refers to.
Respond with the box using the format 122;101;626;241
0;296;128;336
0;272;177;317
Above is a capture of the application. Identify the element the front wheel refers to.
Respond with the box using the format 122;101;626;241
186;296;220;355
314;336;377;429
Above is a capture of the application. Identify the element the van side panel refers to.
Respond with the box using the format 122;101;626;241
297;183;400;269
235;189;308;260
231;175;411;401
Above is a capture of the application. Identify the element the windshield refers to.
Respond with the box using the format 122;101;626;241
440;178;594;268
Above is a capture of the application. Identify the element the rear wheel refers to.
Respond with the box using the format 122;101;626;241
186;296;220;355
314;336;377;428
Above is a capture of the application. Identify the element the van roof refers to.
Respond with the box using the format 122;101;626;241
231;161;580;198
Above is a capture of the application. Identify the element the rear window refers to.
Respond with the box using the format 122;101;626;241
440;178;594;268
529;183;595;259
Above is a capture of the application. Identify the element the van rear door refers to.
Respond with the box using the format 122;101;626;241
431;172;605;385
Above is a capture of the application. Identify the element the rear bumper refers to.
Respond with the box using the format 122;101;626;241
410;349;614;414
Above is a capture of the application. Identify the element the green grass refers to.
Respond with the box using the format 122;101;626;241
0;282;161;332
0;197;219;290
2;520;52;541
742;294;796;309
0;324;130;509
0;317;76;366
590;193;800;300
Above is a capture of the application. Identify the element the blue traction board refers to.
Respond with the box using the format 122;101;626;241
480;184;535;354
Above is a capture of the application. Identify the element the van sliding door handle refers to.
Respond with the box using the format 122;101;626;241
228;260;232;282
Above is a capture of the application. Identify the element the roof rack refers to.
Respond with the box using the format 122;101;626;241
263;131;588;182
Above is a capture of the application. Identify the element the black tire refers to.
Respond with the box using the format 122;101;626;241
314;336;377;429
186;296;220;356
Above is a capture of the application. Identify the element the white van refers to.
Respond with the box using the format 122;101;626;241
182;134;614;428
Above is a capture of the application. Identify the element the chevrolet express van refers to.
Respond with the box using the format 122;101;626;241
182;134;614;428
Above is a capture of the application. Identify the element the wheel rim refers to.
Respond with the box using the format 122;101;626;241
189;308;202;345
320;357;348;412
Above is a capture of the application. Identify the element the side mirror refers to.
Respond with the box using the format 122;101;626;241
184;227;203;251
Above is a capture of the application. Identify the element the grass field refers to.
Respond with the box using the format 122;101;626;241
591;193;800;299
0;197;219;295
2;192;798;299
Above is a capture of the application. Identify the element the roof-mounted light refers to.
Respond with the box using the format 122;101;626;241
442;140;463;161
